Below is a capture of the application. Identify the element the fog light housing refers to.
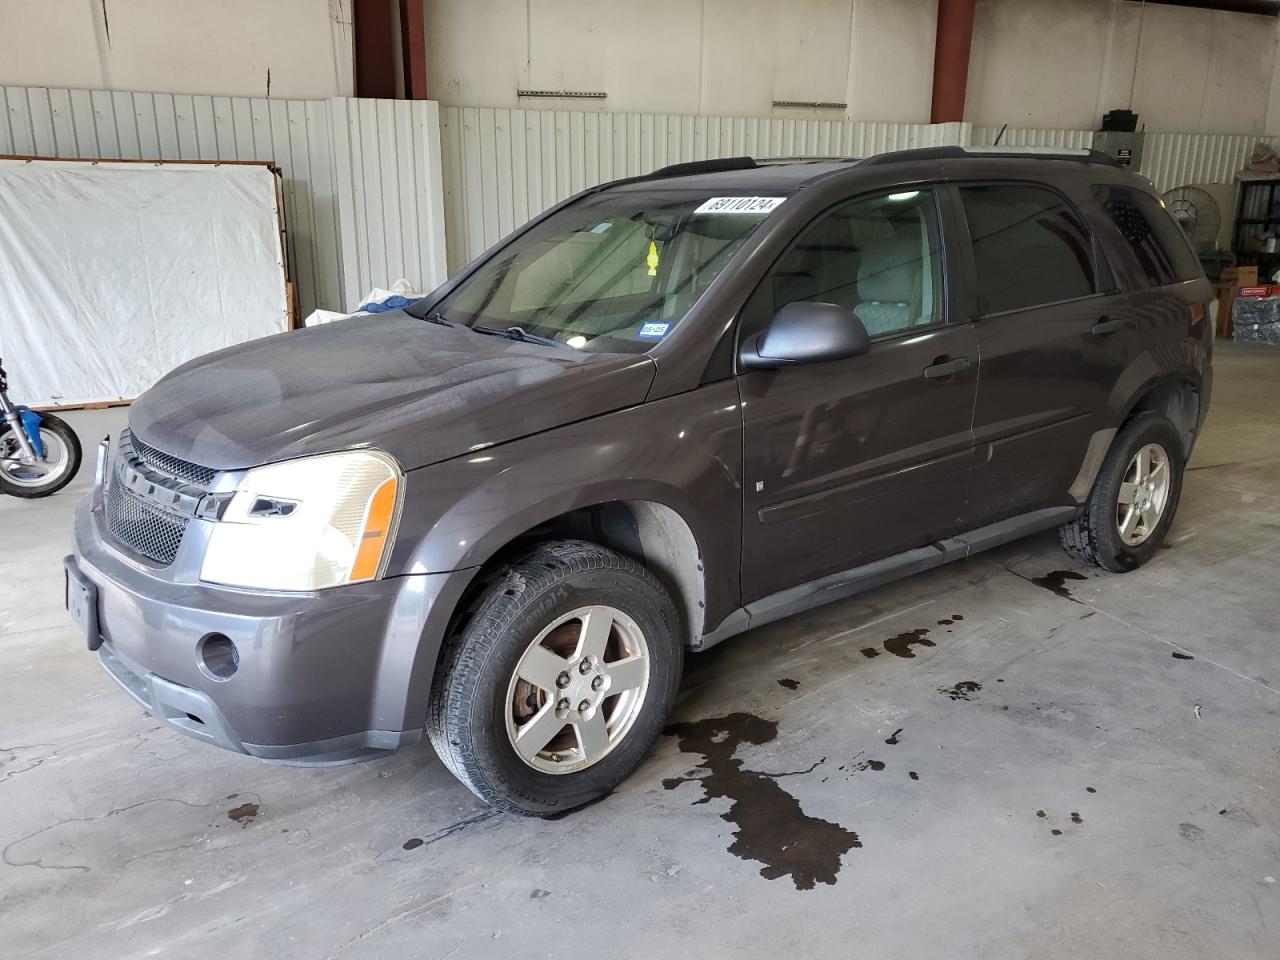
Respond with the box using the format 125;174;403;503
199;633;239;680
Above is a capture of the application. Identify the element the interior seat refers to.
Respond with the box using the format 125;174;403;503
853;234;924;336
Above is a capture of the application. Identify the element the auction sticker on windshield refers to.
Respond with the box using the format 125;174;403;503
637;321;671;340
694;196;787;215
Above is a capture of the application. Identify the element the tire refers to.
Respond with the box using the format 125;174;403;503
427;539;683;816
0;413;82;498
1059;412;1184;572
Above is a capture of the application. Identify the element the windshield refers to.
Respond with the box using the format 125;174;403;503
414;189;786;354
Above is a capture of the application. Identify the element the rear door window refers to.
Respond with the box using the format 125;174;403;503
959;184;1097;316
1092;185;1203;287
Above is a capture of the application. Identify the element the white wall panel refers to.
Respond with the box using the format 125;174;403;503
425;0;1280;137
329;98;448;306
1138;132;1263;194
441;105;1280;270
0;0;353;101
440;106;961;271
971;126;1095;149
0;85;448;316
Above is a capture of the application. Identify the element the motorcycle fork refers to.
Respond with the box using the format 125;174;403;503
0;391;38;463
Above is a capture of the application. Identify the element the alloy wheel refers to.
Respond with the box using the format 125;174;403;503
504;605;650;775
1116;442;1171;547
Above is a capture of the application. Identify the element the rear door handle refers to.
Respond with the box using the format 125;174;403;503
1091;316;1125;336
923;356;971;380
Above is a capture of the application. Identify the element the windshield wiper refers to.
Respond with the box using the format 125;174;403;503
472;325;564;349
421;311;455;327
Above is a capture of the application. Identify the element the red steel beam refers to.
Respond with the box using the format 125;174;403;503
353;0;398;99
930;0;977;124
399;0;428;99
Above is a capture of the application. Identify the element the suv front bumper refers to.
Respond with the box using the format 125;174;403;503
69;496;473;765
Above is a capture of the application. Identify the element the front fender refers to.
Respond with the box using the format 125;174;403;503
385;380;745;632
13;406;45;458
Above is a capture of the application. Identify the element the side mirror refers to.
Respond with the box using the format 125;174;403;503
739;301;871;370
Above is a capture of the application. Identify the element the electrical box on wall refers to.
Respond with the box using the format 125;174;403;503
1094;131;1145;170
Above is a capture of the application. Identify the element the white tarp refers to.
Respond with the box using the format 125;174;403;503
0;159;289;406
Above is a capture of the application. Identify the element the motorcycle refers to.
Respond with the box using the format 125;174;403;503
0;356;82;498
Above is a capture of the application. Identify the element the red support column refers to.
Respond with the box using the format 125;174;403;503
930;0;977;124
399;0;428;100
353;0;398;99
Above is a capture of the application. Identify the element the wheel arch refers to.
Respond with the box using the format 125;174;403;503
442;492;712;652
395;492;713;755
1120;374;1202;460
1072;369;1203;504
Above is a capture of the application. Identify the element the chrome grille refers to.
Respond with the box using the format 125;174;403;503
103;430;216;566
105;472;190;565
124;429;217;487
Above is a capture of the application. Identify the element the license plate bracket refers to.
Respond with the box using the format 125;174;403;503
63;556;102;651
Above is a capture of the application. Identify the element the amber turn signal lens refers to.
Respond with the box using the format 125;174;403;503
350;476;399;582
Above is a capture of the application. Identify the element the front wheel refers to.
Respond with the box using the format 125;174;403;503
427;540;683;816
1059;412;1184;572
0;413;82;498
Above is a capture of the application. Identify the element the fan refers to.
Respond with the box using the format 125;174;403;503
1161;185;1221;253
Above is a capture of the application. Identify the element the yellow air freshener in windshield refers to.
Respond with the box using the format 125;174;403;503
646;240;660;277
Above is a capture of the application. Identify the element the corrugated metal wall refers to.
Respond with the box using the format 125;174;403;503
970;126;1274;194
3;83;1275;291
1138;132;1262;194
327;97;447;308
440;107;966;271
971;126;1096;149
0;85;447;316
442;107;1280;271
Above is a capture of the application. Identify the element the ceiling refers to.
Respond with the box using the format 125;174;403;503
1142;0;1280;16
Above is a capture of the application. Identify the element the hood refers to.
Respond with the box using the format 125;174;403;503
129;312;656;471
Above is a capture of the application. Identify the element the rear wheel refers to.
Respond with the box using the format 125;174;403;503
1059;412;1184;572
0;414;82;498
427;540;683;816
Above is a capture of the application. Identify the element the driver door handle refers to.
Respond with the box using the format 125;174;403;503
923;356;971;380
1091;316;1126;336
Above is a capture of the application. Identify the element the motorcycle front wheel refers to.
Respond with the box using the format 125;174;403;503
0;413;83;498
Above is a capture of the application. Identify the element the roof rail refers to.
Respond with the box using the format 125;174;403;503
859;145;1121;168
649;157;757;178
754;156;860;165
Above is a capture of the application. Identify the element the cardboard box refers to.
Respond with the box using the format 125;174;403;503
1221;265;1259;287
1212;282;1237;337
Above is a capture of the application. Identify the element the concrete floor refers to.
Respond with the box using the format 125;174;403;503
3;342;1279;959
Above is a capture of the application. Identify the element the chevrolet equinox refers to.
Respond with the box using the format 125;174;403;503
66;147;1212;815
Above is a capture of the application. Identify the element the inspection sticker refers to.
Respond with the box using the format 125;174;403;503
637;321;671;340
694;196;787;215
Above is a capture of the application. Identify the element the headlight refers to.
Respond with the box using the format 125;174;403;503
200;449;402;592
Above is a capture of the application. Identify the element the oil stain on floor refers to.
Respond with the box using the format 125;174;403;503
1032;569;1088;601
862;628;935;659
663;712;861;891
227;802;259;826
939;680;982;701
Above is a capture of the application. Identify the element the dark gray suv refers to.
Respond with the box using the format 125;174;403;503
66;147;1212;815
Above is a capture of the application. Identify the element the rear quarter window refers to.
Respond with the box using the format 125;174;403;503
1092;185;1204;288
